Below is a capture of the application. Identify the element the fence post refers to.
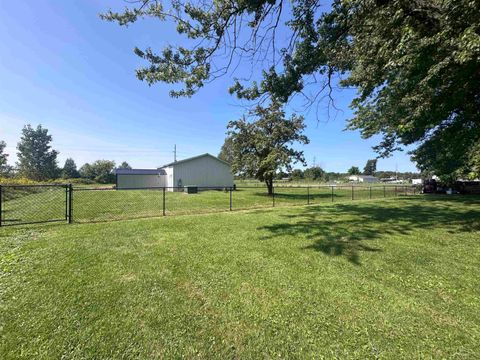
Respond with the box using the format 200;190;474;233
272;185;275;207
163;187;166;216
0;185;2;227
369;186;372;200
351;185;354;200
229;187;232;211
307;186;310;205
331;186;334;202
68;184;73;224
384;185;386;198
404;186;407;196
65;185;68;221
413;186;416;195
395;186;397;196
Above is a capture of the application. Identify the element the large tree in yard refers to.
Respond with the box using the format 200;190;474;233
17;125;59;180
227;100;309;195
102;1;480;179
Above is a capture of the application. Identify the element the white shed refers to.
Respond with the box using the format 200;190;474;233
348;175;380;183
159;153;234;190
115;169;167;189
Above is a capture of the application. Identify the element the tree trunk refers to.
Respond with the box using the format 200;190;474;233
265;178;273;196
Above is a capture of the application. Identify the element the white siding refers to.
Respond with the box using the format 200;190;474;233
164;166;174;188
117;174;166;189
171;155;233;190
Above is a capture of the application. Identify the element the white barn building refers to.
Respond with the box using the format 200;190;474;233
115;168;167;189
160;153;234;190
348;175;380;183
115;153;233;190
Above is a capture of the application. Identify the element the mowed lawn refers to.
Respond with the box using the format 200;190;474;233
1;196;479;358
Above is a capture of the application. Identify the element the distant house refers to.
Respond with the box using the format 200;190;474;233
115;153;233;190
348;175;380;183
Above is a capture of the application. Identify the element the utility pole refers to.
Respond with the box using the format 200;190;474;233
174;144;177;162
312;156;316;167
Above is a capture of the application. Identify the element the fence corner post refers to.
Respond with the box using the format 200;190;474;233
229;186;232;211
68;184;73;224
369;186;372;199
331;185;334;202
351;185;354;200
307;186;310;205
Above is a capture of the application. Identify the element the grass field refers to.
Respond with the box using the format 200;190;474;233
1;185;412;224
1;196;479;358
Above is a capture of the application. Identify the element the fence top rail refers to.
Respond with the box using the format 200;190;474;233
72;184;418;191
0;183;69;188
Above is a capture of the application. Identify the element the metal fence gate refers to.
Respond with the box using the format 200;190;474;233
0;184;72;226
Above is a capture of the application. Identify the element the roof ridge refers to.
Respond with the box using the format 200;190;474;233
159;153;230;168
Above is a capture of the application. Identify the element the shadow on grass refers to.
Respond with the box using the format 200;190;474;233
258;196;480;265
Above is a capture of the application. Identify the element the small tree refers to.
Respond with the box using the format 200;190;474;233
79;160;116;183
363;159;377;176
118;161;132;170
291;169;304;180
348;166;360;176
0;140;13;176
17;124;59;180
79;163;94;179
304;166;325;181
62;158;79;179
227;100;309;195
94;160;115;184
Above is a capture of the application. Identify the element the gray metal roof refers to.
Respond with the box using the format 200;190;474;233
159;153;230;168
114;168;166;175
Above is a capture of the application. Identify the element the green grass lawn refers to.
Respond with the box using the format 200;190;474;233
1;196;479;358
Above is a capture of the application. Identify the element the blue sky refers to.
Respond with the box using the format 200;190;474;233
0;0;418;172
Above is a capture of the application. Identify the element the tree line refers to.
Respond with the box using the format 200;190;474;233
0;125;131;184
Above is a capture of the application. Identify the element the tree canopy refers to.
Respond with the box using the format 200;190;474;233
304;166;325;181
17;125;59;180
348;166;360;176
80;160;116;184
118;161;132;170
62;158;80;179
218;137;235;165
226;100;308;194
102;0;480;179
0;141;12;176
363;159;377;176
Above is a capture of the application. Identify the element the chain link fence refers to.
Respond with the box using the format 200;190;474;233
0;184;419;226
0;184;70;226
